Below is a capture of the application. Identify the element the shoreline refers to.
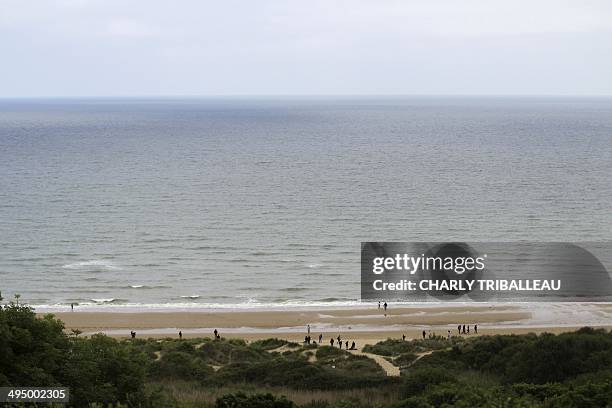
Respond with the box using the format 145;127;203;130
32;301;612;314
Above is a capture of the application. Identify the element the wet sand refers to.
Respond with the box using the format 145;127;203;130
47;305;525;331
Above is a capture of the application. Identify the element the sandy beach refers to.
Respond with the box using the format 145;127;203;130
44;304;612;344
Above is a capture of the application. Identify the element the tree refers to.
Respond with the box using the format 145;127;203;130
71;329;83;337
0;304;69;386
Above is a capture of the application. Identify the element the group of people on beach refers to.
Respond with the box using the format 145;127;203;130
131;309;478;345
304;325;356;350
457;324;477;335
398;323;479;342
176;329;221;340
420;324;478;340
329;334;356;350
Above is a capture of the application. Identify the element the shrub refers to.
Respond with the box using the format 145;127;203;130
0;304;69;386
250;338;290;351
315;346;346;361
400;368;457;398
149;350;214;381
363;337;453;357
62;334;148;406
393;353;418;368
363;339;415;356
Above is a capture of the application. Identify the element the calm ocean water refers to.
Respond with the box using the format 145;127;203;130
1;97;611;310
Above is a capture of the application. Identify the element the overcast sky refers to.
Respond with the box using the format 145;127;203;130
1;0;611;97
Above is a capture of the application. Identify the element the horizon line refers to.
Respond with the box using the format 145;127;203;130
1;94;612;100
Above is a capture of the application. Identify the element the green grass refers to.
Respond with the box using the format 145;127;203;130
146;380;401;407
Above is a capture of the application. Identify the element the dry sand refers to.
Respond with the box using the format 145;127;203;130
43;304;611;344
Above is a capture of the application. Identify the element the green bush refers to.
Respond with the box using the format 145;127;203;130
393;353;418;368
405;328;612;385
0;304;69;386
315;345;345;361
149;350;214;381
363;337;454;357
62;334;148;406
197;340;243;365
362;339;415;356
250;338;290;351
400;368;457;398
0;304;149;406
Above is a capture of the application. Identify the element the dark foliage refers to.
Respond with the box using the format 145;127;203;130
412;328;612;384
0;304;148;406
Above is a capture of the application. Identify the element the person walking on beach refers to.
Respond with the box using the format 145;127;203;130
462;325;466;334
307;324;311;336
467;325;470;334
71;303;74;312
214;329;218;339
319;333;323;343
345;340;349;349
378;301;381;309
458;324;461;334
330;338;334;347
402;334;406;341
179;331;182;340
351;341;356;350
422;330;426;340
474;324;478;334
383;302;388;312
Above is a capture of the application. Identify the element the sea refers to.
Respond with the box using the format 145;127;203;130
1;97;611;311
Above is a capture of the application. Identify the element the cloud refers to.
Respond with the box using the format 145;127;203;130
0;0;611;96
104;17;156;39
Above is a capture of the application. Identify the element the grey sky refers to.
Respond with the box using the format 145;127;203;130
1;0;611;97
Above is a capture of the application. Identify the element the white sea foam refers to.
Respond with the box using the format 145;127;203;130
33;299;374;312
62;260;120;270
91;298;118;303
306;263;323;268
90;298;124;305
